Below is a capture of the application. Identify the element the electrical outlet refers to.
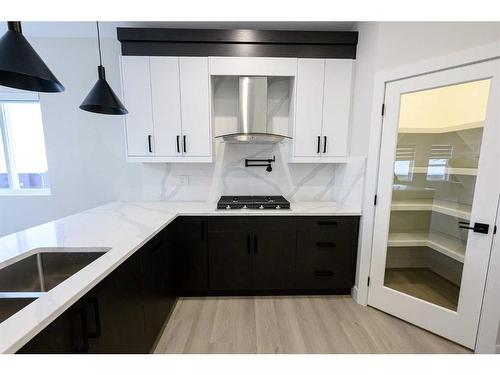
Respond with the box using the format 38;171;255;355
179;175;190;185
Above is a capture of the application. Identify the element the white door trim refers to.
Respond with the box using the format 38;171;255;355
354;41;500;350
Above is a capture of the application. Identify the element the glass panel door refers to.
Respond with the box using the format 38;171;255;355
384;79;490;311
368;59;500;349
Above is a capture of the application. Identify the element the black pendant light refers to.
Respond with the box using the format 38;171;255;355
80;22;128;115
0;21;64;92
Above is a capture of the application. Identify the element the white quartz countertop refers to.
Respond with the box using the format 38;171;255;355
0;200;360;353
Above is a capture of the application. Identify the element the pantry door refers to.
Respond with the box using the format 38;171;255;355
368;59;500;349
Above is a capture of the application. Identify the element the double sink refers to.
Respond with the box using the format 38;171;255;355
0;248;110;324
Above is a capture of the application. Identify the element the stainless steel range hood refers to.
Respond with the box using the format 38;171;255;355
216;76;291;144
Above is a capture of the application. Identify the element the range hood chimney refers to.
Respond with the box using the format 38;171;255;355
216;76;291;144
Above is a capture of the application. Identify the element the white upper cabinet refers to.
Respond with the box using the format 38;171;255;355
294;59;325;158
121;56;154;156
322;59;353;157
150;57;182;157
121;56;212;162
179;57;211;157
292;58;354;162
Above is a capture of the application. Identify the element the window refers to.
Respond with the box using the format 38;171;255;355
394;145;416;182
427;144;453;181
0;93;50;195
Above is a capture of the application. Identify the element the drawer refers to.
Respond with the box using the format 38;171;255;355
295;266;355;290
208;216;294;233
297;216;359;236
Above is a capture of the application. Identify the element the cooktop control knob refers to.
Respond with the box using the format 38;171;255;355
276;205;281;209
259;205;264;209
243;205;247;209
226;205;231;210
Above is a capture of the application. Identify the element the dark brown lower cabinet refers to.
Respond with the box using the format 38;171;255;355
18;215;359;353
295;216;360;292
208;217;296;292
19;226;176;354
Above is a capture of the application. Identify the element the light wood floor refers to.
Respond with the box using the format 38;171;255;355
153;295;470;354
385;268;460;311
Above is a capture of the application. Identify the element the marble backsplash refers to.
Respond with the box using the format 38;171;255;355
119;142;366;211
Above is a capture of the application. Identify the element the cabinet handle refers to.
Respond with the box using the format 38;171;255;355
71;307;89;353
317;221;337;226
201;220;205;240
176;135;180;153
247;234;251;254
317;136;321;154
316;242;336;248
314;270;334;278
86;297;101;339
323;136;327;153
183;135;187;153
254;234;258;254
147;135;153;153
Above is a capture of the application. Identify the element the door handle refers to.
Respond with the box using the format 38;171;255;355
183;135;187;153
176;135;180;153
147;135;153;153
316;242;336;248
86;297;101;339
317;136;321;154
458;221;489;234
71;307;89;353
323;136;327;153
254;235;258;254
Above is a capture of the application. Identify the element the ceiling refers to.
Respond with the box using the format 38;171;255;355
0;21;357;39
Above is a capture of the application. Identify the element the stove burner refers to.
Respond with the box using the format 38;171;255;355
217;195;290;210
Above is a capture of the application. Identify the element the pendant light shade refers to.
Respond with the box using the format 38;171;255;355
80;65;128;115
0;21;64;92
80;22;128;115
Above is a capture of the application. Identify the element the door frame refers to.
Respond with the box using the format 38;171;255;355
355;41;500;352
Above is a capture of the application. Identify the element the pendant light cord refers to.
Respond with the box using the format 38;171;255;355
96;21;103;66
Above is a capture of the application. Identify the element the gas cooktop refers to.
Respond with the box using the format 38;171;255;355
217;195;290;210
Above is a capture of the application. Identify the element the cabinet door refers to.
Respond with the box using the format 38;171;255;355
321;59;353;157
174;217;208;293
141;234;172;350
293;59;325;158
179;57;211;157
208;230;252;291
86;251;147;353
121;56;154;156
150;57;183;157
252;227;296;290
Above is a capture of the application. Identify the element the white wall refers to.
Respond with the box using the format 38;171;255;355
0;37;129;236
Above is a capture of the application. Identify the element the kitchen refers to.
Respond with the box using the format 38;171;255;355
1;1;500;371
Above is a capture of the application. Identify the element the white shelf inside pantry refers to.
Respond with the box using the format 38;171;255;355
410;167;477;176
391;199;471;220
388;231;465;263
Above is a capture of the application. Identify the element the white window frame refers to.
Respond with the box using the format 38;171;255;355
0;91;51;196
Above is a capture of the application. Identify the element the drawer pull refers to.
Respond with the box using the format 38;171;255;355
317;221;337;226
314;270;334;278
316;242;336;248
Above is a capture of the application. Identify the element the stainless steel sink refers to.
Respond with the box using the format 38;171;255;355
0;248;110;324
